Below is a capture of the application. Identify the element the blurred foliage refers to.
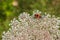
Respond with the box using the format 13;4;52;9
0;0;60;40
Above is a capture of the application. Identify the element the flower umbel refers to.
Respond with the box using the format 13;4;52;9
2;10;60;40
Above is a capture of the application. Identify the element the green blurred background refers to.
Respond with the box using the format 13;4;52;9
0;0;60;40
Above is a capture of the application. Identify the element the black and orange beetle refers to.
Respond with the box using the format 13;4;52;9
34;13;41;19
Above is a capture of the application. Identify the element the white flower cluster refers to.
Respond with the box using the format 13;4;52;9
2;10;60;40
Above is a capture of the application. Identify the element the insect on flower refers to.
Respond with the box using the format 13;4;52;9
34;13;41;19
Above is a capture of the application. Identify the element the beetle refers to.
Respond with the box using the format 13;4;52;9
34;13;41;19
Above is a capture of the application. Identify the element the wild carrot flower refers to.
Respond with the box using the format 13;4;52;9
2;10;60;40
